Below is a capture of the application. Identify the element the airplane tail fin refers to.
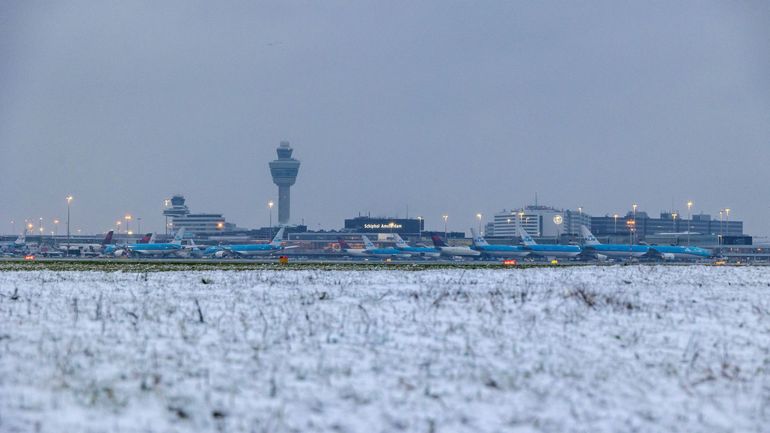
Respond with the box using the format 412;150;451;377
392;233;409;248
138;233;152;244
171;228;186;245
102;230;114;246
431;235;447;247
361;235;376;250
269;227;285;246
515;219;536;246
14;233;25;245
338;237;352;250
470;228;489;247
580;225;600;246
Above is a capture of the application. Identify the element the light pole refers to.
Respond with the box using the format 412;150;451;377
417;216;423;240
10;220;14;235
687;201;693;245
719;210;724;245
116;220;122;234
632;204;638;244
268;201;274;239
442;215;448;241
66;195;73;256
476;213;482;236
39;217;43;240
124;215;132;237
613;213;619;236
164;199;171;237
672;212;678;236
53;219;60;237
725;208;731;237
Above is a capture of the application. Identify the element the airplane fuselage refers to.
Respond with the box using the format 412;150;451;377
524;245;581;258
473;245;529;258
648;245;712;260
437;246;481;257
584;244;649;258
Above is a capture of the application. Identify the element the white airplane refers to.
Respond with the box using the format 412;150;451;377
59;231;115;256
430;234;481;257
337;237;368;257
0;233;27;254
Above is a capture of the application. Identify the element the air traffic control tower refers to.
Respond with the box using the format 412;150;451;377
269;141;301;225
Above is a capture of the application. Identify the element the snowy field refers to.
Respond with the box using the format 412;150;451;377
1;266;769;433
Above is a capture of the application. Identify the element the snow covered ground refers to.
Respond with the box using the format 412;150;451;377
1;266;769;432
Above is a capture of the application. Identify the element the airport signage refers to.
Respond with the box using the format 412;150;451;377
363;223;402;229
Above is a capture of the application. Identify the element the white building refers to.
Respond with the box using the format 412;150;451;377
163;195;236;236
491;206;591;239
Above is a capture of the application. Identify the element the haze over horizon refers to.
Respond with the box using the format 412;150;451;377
1;1;769;236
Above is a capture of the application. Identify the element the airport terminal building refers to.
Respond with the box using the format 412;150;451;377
490;206;591;239
163;195;236;236
343;216;424;236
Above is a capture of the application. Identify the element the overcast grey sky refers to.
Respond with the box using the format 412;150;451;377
1;1;769;236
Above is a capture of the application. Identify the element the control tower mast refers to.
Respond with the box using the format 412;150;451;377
268;141;300;225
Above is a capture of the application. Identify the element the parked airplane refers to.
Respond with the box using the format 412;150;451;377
469;228;529;258
0;233;27;254
392;234;440;258
516;220;581;258
60;231;115;256
580;225;711;260
337;237;368;257
360;235;412;258
646;244;713;261
220;227;297;257
580;225;649;259
431;235;481;257
124;228;187;257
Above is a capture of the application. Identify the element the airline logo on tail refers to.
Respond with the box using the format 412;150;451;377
431;235;448;247
515;220;536;246
580;225;600;246
470;228;489;247
101;231;114;246
269;227;286;247
171;228;186;245
338;238;353;250
392;234;409;248
361;235;376;250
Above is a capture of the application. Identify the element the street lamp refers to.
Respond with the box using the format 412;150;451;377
671;212;678;235
442;214;448;241
116;220;122;233
725;208;731;237
164;199;171;236
124;215;132;237
66;195;73;256
631;204;638;244
417;216;423;240
476;213;482;236
268;201;274;239
687;201;693;245
613;213;619;235
53;219;60;236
